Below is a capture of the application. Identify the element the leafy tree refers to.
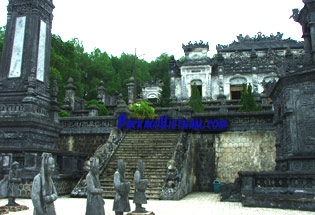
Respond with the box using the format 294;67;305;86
50;35;84;103
149;53;170;80
188;84;204;113
0;26;6;63
85;99;109;116
179;56;186;62
156;72;172;107
238;83;262;112
0;30;176;110
129;101;157;119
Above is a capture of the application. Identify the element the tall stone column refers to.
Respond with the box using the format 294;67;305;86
126;77;135;105
0;0;62;178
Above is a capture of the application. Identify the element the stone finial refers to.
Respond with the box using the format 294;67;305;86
127;77;135;105
97;81;106;104
51;75;58;98
63;77;76;111
114;93;130;117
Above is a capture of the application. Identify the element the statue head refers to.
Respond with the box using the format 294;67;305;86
89;157;100;175
117;159;125;175
137;160;145;177
167;160;176;170
11;161;19;170
108;128;121;144
41;153;55;176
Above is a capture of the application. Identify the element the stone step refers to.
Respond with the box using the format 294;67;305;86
99;131;178;200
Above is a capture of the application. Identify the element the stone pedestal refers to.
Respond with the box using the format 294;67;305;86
127;211;155;215
0;205;29;213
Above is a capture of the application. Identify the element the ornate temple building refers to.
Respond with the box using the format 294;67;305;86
169;33;304;101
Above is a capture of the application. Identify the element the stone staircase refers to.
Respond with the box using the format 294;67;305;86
100;130;179;200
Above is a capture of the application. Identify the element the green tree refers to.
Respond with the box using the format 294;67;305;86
86;48;116;100
238;83;262;112
156;72;172;107
0;26;6;63
149;53;170;80
50;35;85;103
188;84;204;113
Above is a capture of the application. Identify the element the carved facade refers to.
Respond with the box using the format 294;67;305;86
169;33;304;101
140;79;163;101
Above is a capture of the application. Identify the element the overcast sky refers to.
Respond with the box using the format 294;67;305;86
0;0;305;61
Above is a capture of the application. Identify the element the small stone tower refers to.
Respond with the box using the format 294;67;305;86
0;0;61;176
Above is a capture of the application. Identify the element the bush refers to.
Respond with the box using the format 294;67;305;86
58;110;70;117
238;83;262;112
188;84;204;113
85;99;109;116
129;101;157;119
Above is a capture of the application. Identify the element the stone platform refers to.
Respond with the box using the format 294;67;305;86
0;193;313;215
127;211;155;215
0;205;29;214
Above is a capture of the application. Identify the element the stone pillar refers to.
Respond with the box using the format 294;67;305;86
126;77;135;105
97;81;106;105
64;77;76;111
114;93;130;118
88;105;99;117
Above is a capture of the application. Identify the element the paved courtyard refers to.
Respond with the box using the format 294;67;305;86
0;192;314;215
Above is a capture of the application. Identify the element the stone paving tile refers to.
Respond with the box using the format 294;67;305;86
0;192;314;215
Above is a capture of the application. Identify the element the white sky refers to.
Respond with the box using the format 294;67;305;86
0;0;305;62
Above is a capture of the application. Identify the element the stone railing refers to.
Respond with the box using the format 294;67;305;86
240;171;315;193
59;116;117;134
160;131;192;200
70;129;124;197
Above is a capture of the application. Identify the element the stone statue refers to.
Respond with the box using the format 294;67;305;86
85;157;105;215
113;160;130;215
291;0;315;64
133;160;148;213
165;160;179;188
7;161;21;206
31;153;58;215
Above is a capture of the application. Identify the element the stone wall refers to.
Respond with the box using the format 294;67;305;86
191;133;215;192
57;134;109;155
16;178;77;198
215;131;276;183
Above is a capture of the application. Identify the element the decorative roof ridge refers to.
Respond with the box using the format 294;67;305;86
216;32;303;51
182;40;209;51
236;32;284;42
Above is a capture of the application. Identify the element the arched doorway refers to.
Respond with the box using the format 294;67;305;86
191;80;202;97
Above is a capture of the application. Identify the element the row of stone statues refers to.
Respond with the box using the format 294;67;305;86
1;154;151;215
113;159;149;215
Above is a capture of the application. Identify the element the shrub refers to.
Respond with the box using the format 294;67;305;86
58;110;70;117
129;101;157;119
85;99;109;116
188;84;204;113
238;83;262;112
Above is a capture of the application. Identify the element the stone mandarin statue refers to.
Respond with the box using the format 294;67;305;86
31;153;58;215
113;160;130;215
85;157;105;215
133;160;148;213
7;161;21;206
291;0;315;64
